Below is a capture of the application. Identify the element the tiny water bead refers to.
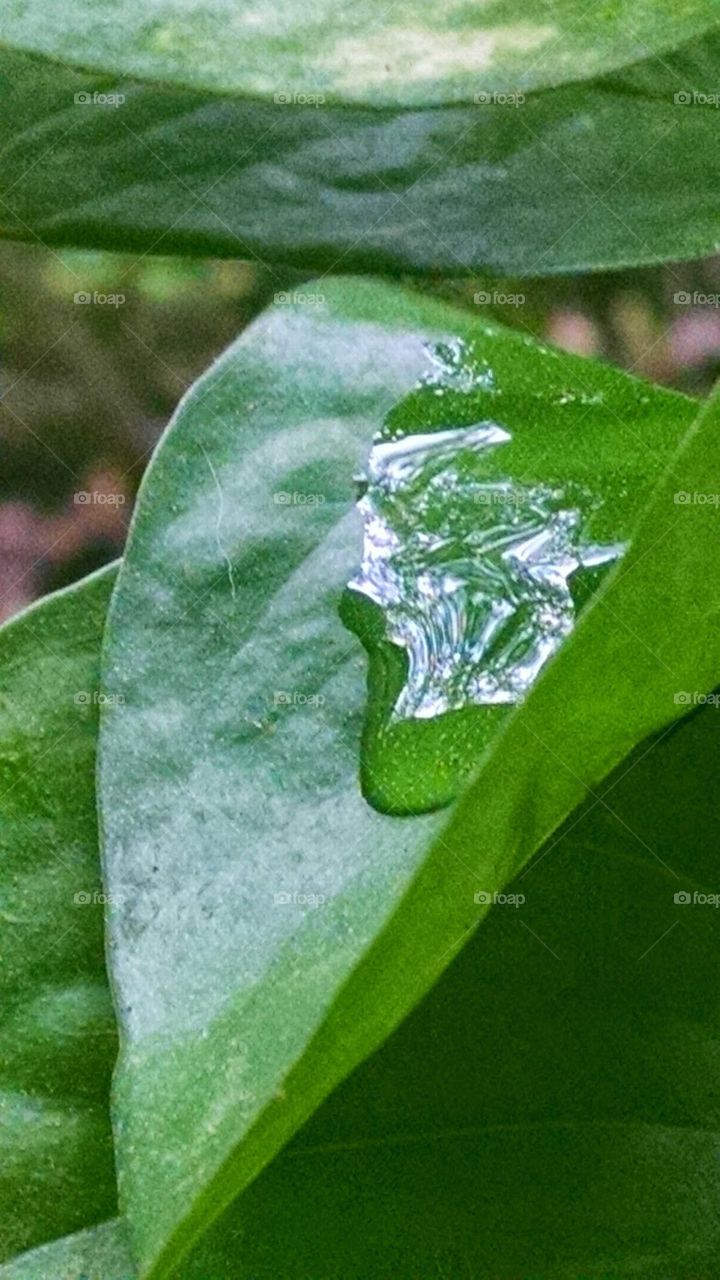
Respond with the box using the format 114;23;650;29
348;417;625;722
420;337;496;396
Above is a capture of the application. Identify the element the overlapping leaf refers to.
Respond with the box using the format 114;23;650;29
0;1220;131;1279
2;30;720;273
3;0;718;106
0;567;118;1260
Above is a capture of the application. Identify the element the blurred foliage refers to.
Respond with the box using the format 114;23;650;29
0;245;276;618
1;242;720;622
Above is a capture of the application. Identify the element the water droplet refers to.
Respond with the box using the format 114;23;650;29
348;417;624;722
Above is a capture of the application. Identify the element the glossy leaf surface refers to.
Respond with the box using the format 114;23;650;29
0;568;118;1260
99;280;719;1277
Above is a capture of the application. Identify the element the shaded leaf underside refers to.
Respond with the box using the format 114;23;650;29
2;32;720;274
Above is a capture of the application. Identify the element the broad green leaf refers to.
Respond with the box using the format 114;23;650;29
98;278;717;1277
18;700;720;1278
0;567;118;1260
2;0;718;107
4;32;720;274
154;701;720;1278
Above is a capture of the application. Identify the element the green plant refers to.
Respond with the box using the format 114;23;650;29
2;5;720;1278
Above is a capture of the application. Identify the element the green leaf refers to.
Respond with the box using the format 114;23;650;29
0;1221;131;1280
162;702;720;1279
0;567;119;1260
3;32;720;274
98;278;718;1277
2;0;717;107
17;700;720;1278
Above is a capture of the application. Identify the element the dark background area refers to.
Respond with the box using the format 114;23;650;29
2;240;720;623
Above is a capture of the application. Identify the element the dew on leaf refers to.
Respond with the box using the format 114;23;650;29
347;396;624;722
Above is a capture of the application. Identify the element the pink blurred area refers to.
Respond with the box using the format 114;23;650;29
0;470;129;622
0;248;269;623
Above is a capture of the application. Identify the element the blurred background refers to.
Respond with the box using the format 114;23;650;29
2;241;720;623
